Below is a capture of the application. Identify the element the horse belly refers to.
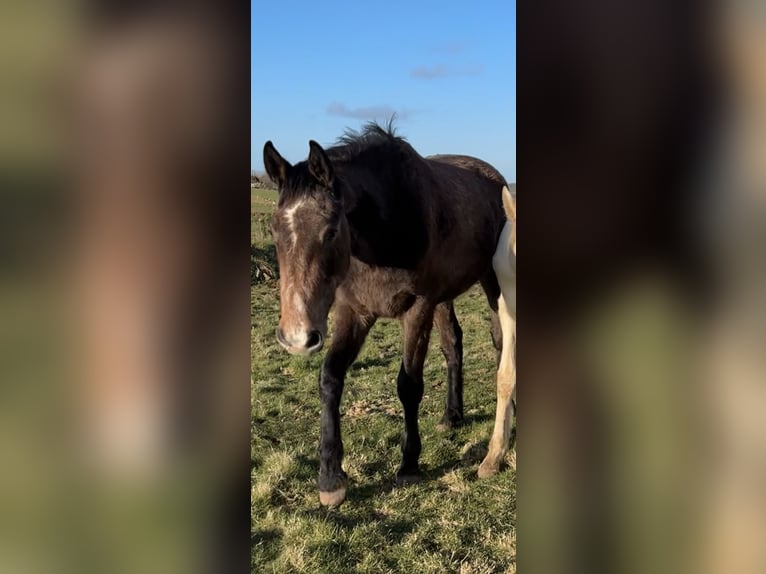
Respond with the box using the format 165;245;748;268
424;244;494;301
344;287;416;318
426;208;504;300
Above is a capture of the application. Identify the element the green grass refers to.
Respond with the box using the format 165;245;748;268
252;187;278;215
252;189;515;573
252;187;276;246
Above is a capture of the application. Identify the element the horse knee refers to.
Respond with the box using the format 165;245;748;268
397;365;424;404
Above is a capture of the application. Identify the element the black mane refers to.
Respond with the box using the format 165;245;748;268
278;120;413;205
326;119;408;163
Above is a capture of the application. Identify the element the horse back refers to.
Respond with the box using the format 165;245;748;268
417;155;507;299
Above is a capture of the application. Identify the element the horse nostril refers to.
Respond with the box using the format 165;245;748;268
306;330;322;349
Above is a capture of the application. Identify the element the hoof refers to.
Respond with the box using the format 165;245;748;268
477;460;499;479
319;487;346;507
435;422;453;433
436;416;463;433
395;472;422;487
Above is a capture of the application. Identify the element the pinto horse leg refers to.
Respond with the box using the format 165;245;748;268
434;301;464;431
479;293;516;478
480;272;503;367
317;304;375;506
396;299;435;485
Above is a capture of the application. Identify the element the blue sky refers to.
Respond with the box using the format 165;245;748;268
252;0;516;182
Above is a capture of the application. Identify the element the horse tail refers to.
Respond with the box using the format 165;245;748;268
501;185;516;222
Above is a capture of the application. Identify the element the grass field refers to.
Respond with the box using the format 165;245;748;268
252;188;516;573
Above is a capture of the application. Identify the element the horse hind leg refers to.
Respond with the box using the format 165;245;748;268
434;301;464;431
480;271;503;367
396;299;435;486
478;293;516;478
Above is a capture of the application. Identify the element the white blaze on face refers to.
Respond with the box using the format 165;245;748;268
285;290;310;344
278;200;314;347
292;291;306;315
283;199;305;247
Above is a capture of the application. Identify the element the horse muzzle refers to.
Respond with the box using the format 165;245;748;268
275;327;324;356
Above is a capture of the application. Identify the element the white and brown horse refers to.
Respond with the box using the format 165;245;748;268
479;185;516;477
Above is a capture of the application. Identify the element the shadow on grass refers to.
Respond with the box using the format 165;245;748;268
290;451;459;505
350;356;397;370
461;411;494;425
251;527;283;564
279;425;504;508
349;455;472;504
294;454;320;480
258;383;285;394
299;505;416;546
254;433;281;447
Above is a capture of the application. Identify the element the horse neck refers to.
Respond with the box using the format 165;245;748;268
335;163;430;269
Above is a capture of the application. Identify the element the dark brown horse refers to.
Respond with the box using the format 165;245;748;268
263;122;506;505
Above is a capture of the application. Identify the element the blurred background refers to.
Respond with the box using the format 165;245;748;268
519;0;766;573
0;0;764;573
0;2;250;573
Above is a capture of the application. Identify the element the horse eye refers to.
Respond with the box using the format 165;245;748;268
324;228;338;242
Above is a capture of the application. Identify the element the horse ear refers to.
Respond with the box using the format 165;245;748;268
263;141;290;190
308;140;334;190
502;185;516;222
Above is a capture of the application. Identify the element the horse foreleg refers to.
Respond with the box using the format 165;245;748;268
317;304;375;506
479;293;516;478
396;299;435;485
